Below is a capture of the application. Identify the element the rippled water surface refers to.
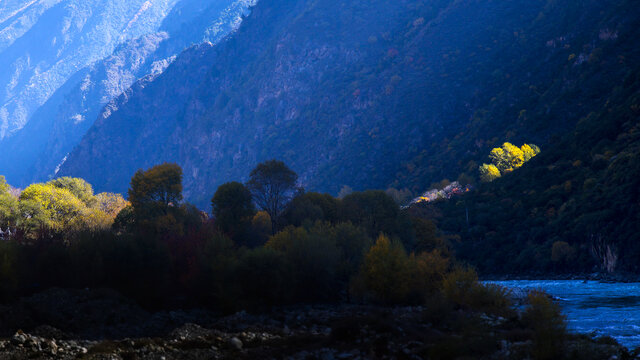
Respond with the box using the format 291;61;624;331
490;280;640;349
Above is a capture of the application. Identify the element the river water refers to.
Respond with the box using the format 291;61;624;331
489;280;640;349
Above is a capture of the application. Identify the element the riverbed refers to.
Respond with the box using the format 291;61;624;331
490;280;640;349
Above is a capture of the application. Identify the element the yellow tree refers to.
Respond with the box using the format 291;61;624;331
521;143;541;162
355;234;411;304
19;183;89;231
490;142;525;172
479;164;501;182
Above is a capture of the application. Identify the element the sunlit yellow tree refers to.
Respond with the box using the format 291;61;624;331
521;143;541;162
489;142;524;172
20;183;88;230
479;142;540;182
479;164;501;182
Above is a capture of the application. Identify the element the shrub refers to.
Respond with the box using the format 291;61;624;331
267;223;342;302
442;267;511;315
236;247;289;308
408;250;450;300
523;290;567;360
352;234;411;304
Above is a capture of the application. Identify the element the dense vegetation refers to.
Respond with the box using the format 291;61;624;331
0;161;441;309
1;161;632;357
418;42;640;275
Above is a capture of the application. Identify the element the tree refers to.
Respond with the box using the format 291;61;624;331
0;176;9;195
479;164;501;182
283;192;340;227
94;192;129;217
489;142;525;172
16;199;53;239
524;291;567;360
48;177;96;207
212;182;255;242
340;190;405;241
19;183;88;231
353;234;411;304
479;142;540;182
0;192;18;228
128;163;183;220
521;143;541;162
246;160;298;233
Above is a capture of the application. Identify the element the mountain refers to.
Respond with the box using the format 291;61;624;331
0;0;253;186
0;0;178;138
59;0;640;210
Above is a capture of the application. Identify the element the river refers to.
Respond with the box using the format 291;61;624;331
489;280;640;349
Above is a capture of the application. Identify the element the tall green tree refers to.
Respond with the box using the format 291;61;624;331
246;160;298;233
128;163;183;220
212;182;255;243
340;190;405;241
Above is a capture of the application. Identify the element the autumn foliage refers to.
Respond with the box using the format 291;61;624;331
479;142;540;182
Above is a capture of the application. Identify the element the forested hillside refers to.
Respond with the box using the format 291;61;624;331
59;0;639;212
428;64;640;275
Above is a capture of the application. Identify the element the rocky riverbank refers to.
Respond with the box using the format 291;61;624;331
0;288;633;359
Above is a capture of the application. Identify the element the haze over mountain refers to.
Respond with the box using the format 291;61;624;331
0;0;253;185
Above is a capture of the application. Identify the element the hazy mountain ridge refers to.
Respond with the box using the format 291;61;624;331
0;0;180;137
0;0;254;185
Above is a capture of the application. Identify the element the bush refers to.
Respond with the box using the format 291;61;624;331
236;247;289;308
199;233;238;310
523;290;567;360
267;223;342;302
442;267;512;315
408;250;450;300
0;241;20;301
351;234;412;304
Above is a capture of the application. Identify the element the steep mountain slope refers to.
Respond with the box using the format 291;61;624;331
433;58;640;275
60;0;639;212
0;0;253;186
0;0;180;138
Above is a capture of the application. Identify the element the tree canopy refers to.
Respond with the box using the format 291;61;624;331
212;181;255;241
246;160;298;232
479;142;540;182
128;163;183;219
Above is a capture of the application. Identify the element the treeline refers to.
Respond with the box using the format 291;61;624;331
0;160;598;358
0;160;504;312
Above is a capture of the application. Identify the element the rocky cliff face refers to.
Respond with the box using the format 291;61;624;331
60;0;638;209
0;0;253;185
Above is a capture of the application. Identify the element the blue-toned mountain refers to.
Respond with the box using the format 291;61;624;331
60;0;639;212
0;0;253;185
